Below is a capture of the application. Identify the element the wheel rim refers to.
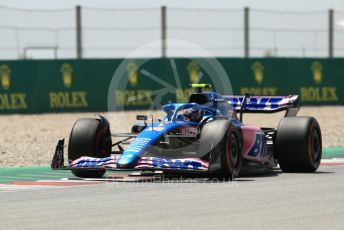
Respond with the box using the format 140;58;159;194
311;129;321;163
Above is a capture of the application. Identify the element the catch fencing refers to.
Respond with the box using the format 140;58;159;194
0;5;344;59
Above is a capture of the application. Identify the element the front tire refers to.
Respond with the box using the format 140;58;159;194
275;116;322;173
214;125;242;180
68;118;112;178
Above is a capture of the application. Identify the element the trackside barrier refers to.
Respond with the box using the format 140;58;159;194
0;58;343;114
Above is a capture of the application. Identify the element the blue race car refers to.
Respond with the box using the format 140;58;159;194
52;84;322;180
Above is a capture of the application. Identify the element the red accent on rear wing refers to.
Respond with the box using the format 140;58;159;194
223;95;300;116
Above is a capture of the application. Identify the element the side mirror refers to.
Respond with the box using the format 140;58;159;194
136;115;148;121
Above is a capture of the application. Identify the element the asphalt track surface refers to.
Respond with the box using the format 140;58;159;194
1;165;344;230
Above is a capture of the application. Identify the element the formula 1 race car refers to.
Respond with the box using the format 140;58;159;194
52;84;322;180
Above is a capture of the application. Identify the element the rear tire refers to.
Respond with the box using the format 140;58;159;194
68;118;112;178
275;116;322;173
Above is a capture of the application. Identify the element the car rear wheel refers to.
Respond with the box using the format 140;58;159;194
275;116;322;173
68;118;112;178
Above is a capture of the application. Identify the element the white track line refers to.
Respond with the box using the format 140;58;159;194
321;158;344;165
0;184;59;193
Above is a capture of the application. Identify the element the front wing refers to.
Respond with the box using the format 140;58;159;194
51;139;209;173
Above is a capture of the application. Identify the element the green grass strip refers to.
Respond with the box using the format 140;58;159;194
323;147;344;159
0;166;74;184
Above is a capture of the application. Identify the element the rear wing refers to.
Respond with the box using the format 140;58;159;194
223;95;300;117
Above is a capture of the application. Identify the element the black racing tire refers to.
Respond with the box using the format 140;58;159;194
275;116;322;173
213;125;242;180
68;118;112;178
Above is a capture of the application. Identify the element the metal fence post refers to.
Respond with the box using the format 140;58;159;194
244;7;250;58
329;9;334;58
161;6;167;58
76;5;82;59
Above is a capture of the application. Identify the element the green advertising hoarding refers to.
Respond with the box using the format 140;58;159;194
0;58;343;114
221;58;343;103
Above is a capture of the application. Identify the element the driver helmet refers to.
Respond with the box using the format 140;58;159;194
183;108;203;122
